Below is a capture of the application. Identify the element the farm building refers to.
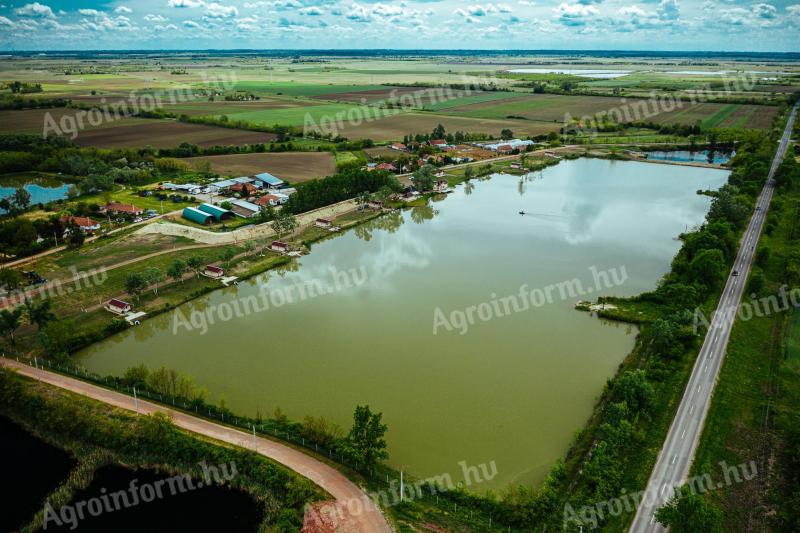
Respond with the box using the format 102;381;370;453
481;139;535;152
198;203;233;221
230;182;258;197
315;218;333;229
60;215;100;233
270;241;290;253
183;207;215;225
253;172;285;189
229;199;261;218
203;265;225;279
105;298;132;315
255;194;282;207
102;202;144;216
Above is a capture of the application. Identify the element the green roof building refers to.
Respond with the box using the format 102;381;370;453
183;207;214;225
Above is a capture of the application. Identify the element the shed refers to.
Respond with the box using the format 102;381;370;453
183;207;214;225
270;241;290;253
203;265;225;279
105;298;132;315
253;172;285;188
198;203;233;221
315;218;332;229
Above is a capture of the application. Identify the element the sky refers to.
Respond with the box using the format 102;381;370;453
0;0;798;52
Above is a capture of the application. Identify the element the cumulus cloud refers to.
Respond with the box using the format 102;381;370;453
144;13;168;22
555;2;599;26
300;6;323;16
115;6;132;14
169;0;205;8
14;2;55;18
204;2;238;18
183;19;201;27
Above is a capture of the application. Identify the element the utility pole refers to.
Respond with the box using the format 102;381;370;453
400;471;404;503
252;424;257;451
133;386;139;414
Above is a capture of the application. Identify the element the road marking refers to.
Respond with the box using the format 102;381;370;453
671;454;677;465
681;428;687;439
689;404;695;415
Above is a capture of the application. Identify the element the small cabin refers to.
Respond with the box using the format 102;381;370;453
315;218;333;229
270;241;290;253
203;265;225;279
105;298;132;315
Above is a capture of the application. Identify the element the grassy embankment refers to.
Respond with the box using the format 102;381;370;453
0;369;325;531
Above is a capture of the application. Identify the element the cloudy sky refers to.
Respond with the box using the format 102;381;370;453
0;0;798;51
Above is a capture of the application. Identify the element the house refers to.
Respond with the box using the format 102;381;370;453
255;194;282;207
430;139;447;147
60;215;100;233
376;163;397;172
544;150;560;159
197;203;233;221
496;144;514;154
105;298;132;315
270;240;290;253
203;265;225;279
315;218;333;229
390;143;407;151
433;179;449;193
183;207;215;225
367;200;384;210
230;182;258;197
366;162;378;171
229;199;261;219
510;162;521;169
253;172;285;189
103;202;143;216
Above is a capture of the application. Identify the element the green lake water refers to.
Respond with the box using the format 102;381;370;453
76;158;728;490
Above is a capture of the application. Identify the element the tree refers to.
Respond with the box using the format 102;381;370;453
655;485;723;533
166;259;187;284
220;247;236;266
38;320;72;360
24;298;55;330
464;165;475;180
187;256;204;278
125;272;147;301
67;223;85;248
12;187;31;212
500;128;514;140
689;249;726;291
272;210;298;238
344;405;388;471
412;164;435;192
432;123;446;140
142;267;163;296
0;307;23;345
0;268;24;292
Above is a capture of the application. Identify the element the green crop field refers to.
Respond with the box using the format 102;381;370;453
230;81;389;97
220;103;403;127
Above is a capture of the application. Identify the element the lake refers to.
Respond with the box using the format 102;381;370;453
76;159;729;490
507;68;633;78
0;173;70;212
645;150;733;165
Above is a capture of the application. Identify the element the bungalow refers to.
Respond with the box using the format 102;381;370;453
270;240;290;253
376;163;397;172
60;215;100;233
102;202;143;216
430;139;448;148
496;144;514;154
105;298;132;315
433;179;449;193
253;172;285;189
255;194;282;207
203;265;225;279
230;182;258;197
390;143;407;151
315;218;333;229
183;207;215;225
229;199;261;219
197;203;233;221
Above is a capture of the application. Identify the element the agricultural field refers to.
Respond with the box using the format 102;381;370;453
218;102;403;128
184;151;335;182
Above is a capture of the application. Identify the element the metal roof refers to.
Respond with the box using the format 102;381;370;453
183;207;214;224
253;172;284;186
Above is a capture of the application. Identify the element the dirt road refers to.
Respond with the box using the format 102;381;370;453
0;358;392;533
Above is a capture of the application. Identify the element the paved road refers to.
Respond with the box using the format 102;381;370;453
630;104;798;532
0;358;391;533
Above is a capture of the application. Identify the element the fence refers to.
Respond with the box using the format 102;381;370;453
1;352;519;532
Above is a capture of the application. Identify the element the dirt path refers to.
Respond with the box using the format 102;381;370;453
0;358;392;533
